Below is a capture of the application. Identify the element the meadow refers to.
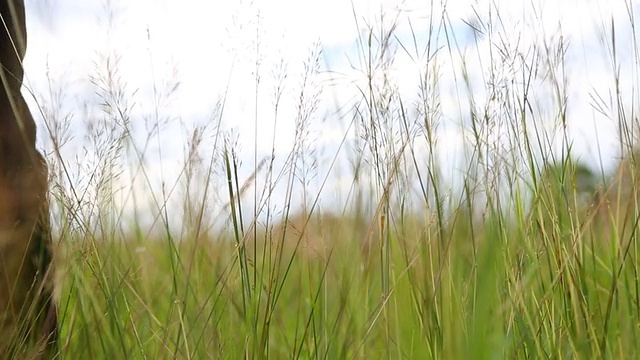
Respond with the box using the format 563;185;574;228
25;1;640;358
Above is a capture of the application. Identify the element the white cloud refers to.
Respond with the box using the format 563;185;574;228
16;0;640;232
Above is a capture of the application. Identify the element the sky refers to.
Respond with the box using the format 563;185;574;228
18;0;640;233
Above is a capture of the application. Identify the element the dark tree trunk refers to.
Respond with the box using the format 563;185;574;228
0;1;57;358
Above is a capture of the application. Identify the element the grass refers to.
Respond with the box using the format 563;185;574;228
18;0;640;358
53;177;640;359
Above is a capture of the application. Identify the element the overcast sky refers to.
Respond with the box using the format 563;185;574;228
18;0;640;231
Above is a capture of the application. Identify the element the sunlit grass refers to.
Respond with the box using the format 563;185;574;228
20;1;640;359
51;182;640;359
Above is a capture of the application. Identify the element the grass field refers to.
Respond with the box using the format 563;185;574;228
51;160;640;359
24;1;640;358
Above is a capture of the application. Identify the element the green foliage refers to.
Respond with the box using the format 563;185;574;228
49;190;640;359
28;1;640;359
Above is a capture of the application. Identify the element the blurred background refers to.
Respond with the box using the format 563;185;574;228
21;0;637;235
